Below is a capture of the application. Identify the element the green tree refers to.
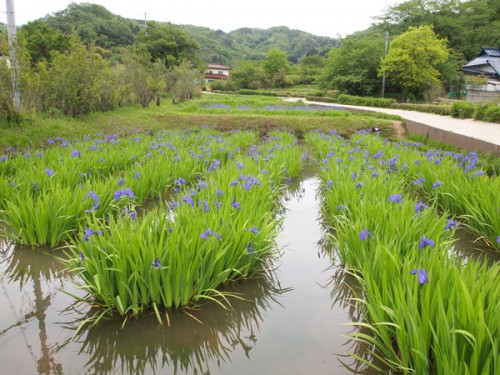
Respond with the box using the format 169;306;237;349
39;42;128;115
165;61;203;104
263;49;290;87
379;25;448;100
20;21;74;66
318;33;386;96
135;22;203;70
123;49;166;107
297;54;325;84
229;60;266;89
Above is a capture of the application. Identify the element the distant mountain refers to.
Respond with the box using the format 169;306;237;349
24;3;338;66
180;25;339;65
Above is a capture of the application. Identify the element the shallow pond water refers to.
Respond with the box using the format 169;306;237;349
1;166;496;374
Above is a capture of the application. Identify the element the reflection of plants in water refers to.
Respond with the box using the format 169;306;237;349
325;262;387;374
73;268;289;375
0;240;75;375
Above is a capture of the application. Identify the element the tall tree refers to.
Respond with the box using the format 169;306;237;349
263;48;290;87
318;33;386;96
20;21;74;66
135;22;203;70
379;25;449;100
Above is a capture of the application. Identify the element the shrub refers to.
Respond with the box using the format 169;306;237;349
336;94;396;108
474;103;500;123
390;103;452;116
451;101;476;119
237;89;277;97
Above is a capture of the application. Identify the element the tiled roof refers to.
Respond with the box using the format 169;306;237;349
205;73;229;80
207;64;232;70
463;47;500;76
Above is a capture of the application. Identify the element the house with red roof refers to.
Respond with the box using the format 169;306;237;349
205;64;232;83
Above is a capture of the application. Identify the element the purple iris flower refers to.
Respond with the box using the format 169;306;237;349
246;226;260;234
418;236;435;250
201;228;222;240
445;219;458;230
415;201;429;214
413;177;424;186
433;181;442;189
152;257;161;269
231;197;241;210
175;177;186;186
410;268;428;285
355;182;364;189
45;168;54;177
182;194;194;206
83;228;102;242
388;194;403;203
247;242;254;253
114;188;135;201
326;180;333;188
359;229;374;241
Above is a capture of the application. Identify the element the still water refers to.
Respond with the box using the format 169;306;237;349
0;168;380;375
2;167;495;374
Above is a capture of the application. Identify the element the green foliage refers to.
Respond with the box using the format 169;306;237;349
122;50;166;107
451;101;478;119
475;103;500;123
337;94;396;108
44;3;140;49
166;61;204;104
237;89;277;97
390;102;452;116
37;43;129;116
135;22;204;70
20;20;74;66
318;33;386;96
379;25;449;100
227;60;266;90
373;0;500;61
263;49;291;88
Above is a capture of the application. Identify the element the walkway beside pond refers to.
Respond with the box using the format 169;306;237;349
296;98;500;155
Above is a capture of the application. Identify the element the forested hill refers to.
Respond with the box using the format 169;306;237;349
179;25;339;65
31;3;338;65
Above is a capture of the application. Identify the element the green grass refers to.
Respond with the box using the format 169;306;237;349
0;94;397;150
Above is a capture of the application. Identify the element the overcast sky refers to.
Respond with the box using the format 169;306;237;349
2;0;403;37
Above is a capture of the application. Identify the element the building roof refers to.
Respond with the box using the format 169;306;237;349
463;47;500;77
205;73;230;80
207;64;232;70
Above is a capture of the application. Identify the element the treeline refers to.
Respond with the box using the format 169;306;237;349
0;20;204;124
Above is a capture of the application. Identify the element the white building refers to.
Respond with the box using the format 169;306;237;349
205;64;232;83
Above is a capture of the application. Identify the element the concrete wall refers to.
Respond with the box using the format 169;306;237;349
405;120;500;156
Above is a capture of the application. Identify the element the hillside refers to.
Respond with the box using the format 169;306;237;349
23;3;338;66
180;25;339;65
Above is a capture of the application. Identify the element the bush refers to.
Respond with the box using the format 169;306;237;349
451;101;476;119
237;89;277;97
474;103;500;123
336;94;396;108
390;103;452;116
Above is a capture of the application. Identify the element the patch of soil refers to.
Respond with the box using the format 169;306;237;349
392;121;406;138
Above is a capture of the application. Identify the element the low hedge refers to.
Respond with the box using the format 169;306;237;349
237;89;278;97
451;101;500;123
336;94;396;108
390;103;452;116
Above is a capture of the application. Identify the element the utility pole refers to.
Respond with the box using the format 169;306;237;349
6;0;21;111
381;30;389;98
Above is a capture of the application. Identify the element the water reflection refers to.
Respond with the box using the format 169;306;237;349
74;271;289;375
0;240;73;375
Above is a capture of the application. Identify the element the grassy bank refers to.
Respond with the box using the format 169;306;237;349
0;94;398;150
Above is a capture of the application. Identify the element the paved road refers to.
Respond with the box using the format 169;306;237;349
285;98;500;154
